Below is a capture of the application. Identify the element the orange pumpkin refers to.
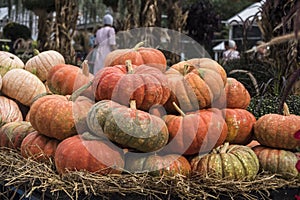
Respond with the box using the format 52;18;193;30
104;42;167;72
163;103;228;155
47;61;94;99
29;88;94;140
254;103;300;150
214;77;251;109
164;58;227;113
93;60;170;111
0;121;35;150
55;132;124;175
222;108;256;145
21;131;60;163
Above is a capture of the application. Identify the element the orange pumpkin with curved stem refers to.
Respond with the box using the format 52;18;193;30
162;102;228;155
93;60;170;111
254;103;300;150
104;42;167;72
164;58;227;113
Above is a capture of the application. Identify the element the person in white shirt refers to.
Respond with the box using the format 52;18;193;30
93;13;117;75
222;40;240;62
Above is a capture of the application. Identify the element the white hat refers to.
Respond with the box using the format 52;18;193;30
103;14;113;26
228;40;236;48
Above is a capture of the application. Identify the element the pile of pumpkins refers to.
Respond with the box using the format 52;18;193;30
0;45;299;181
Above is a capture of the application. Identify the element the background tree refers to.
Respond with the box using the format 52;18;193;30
21;0;56;50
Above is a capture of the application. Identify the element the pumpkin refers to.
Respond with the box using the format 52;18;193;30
1;69;47;106
21;131;60;162
104;42;167;72
47;60;94;98
87;100;169;152
222;108;256;145
25;50;65;81
214;78;251;109
254;103;300;150
29;84;94;140
93;60;170;111
125;153;191;177
0;51;24;76
164;58;227;113
190;142;259;180
162;102;227;155
0;96;23;127
55;132;124;175
0;121;35;150
253;145;299;179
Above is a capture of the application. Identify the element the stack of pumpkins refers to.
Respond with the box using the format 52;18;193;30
0;44;288;182
253;103;300;178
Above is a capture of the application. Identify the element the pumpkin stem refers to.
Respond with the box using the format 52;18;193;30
183;65;190;76
70;81;93;101
33;49;40;56
126;60;134;74
219;142;229;154
81;60;90;77
31;92;52;105
130;100;137;110
81;132;103;141
133;41;145;51
172;102;186;117
283;102;290;116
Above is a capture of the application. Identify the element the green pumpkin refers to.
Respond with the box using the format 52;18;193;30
87;100;169;152
190;142;259;180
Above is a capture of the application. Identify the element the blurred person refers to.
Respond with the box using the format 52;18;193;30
93;12;117;75
222;40;240;62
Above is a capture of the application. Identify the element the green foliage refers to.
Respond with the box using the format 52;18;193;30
247;95;300;119
3;22;31;41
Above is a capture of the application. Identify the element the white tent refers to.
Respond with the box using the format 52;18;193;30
223;0;265;26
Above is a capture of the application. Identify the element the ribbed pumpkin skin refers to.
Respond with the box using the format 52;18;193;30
29;95;94;140
254;113;300;150
2;69;47;106
87;100;169;152
20;131;60;162
0;96;23;127
222;108;256;145
253;145;299;179
164;58;226;113
25;50;65;81
93;64;170;111
125;153;191;177
0;51;24;76
104;47;167;72
0;121;35;150
214;78;251;109
163;108;228;155
54;134;124;175
47;64;94;98
190;143;259;180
